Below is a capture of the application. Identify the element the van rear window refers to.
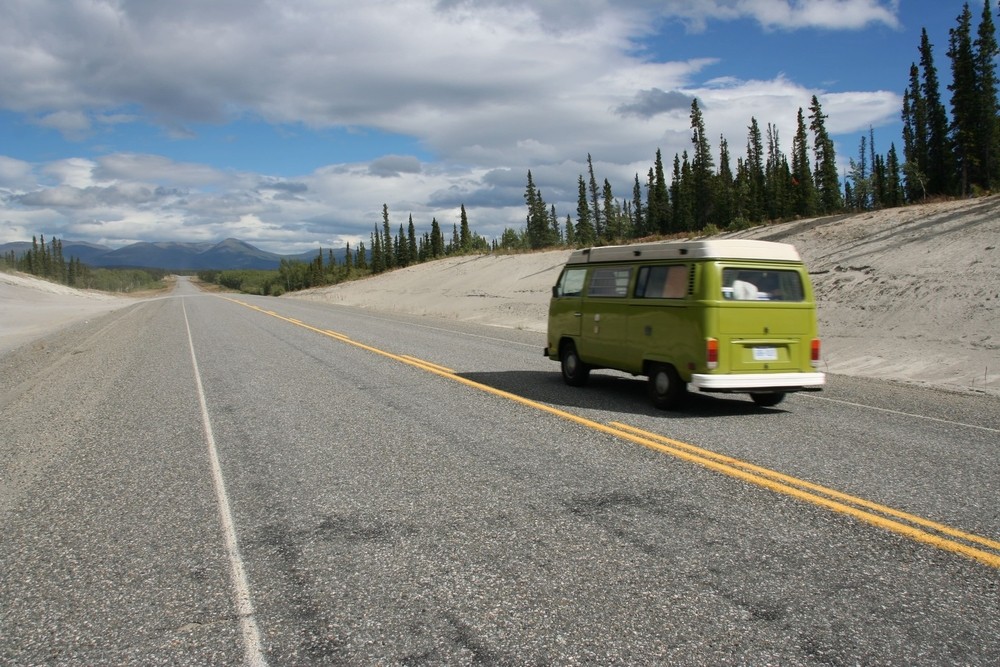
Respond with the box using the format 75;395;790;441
722;268;804;301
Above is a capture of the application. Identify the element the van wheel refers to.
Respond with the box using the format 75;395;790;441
560;341;590;387
751;392;785;407
648;364;686;409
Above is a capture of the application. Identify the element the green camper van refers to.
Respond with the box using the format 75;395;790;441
545;239;824;409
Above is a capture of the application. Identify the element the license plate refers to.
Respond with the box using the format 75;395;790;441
753;346;778;361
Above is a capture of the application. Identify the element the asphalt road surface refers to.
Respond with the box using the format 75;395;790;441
2;277;998;665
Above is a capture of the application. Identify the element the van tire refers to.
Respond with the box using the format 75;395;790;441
648;363;686;409
750;392;785;407
560;341;590;386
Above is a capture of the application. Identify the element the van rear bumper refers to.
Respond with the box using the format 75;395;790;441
691;372;825;393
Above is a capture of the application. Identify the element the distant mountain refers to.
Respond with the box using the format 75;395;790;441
98;241;218;269
0;238;347;271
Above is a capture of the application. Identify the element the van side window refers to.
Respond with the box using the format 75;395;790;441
555;267;587;297
587;267;632;297
722;268;805;301
635;265;689;299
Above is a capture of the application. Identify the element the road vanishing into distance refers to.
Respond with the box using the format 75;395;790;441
1;276;998;665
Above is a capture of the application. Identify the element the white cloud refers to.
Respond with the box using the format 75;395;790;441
42;158;100;189
0;0;905;252
737;0;901;31
0;156;36;192
818;90;902;135
93;154;228;188
654;0;900;32
35;110;92;139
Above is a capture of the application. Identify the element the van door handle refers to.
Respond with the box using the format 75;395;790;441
573;312;582;317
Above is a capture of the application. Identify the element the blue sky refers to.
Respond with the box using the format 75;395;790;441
0;1;976;254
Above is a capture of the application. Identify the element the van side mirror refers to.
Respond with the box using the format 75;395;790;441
552;285;560;297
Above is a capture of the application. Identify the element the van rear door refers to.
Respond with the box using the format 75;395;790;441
717;267;814;374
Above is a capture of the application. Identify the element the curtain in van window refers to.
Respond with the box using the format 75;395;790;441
636;265;688;299
587;268;631;297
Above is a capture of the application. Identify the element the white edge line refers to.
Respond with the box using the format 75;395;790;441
183;301;268;667
801;393;1000;434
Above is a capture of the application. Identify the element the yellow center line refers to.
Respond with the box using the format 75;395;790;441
400;355;456;374
609;422;1000;553
224;297;1000;570
608;423;1000;567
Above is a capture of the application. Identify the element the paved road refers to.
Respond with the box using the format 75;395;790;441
1;277;998;665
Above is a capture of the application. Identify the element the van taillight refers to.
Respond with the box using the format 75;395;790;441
811;338;821;367
706;338;718;369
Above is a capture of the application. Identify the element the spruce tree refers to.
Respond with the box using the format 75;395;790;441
791;108;817;216
848;134;872;210
868;127;883;208
356;242;368;270
765;123;792;220
902;63;930;201
381;205;394;269
631;174;646;237
602;179;622;241
548;204;560;246
430;218;444;258
27;236;38;275
949;5;979;194
809;96;843;213
575;175;596;246
524;171;550;249
689;99;715;230
884;144;904;207
459;205;471;251
920;29;953;195
53;238;65;283
650;150;670;234
715;136;735;228
39;234;50;278
419;233;430;261
587;154;603;242
974;0;999;189
745;118;766;221
564;214;576;247
391;225;402;267
371;229;383;273
311;249;324;285
407;216;418;264
671;152;695;232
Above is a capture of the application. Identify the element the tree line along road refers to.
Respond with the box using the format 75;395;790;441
1;276;997;665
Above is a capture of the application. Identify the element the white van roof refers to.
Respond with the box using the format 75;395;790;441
566;239;802;264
